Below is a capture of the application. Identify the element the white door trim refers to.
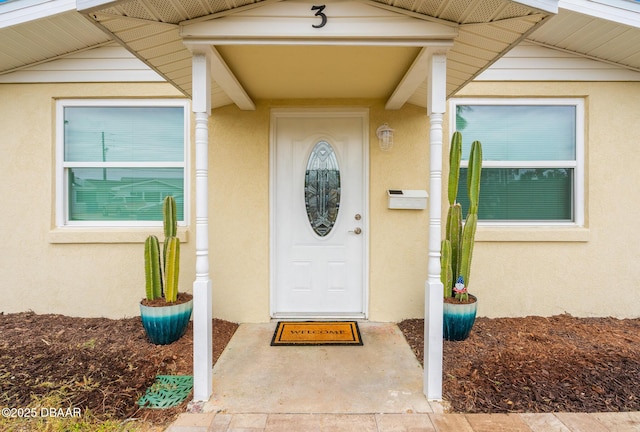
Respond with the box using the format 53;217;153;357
269;107;369;319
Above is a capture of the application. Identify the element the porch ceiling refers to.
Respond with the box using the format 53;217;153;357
215;45;421;100
1;0;639;109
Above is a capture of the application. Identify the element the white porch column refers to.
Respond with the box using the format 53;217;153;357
424;51;446;400
191;52;213;401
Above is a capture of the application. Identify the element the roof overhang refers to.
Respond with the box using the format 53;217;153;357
0;0;560;110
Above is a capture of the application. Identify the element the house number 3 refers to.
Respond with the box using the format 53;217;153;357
311;5;327;28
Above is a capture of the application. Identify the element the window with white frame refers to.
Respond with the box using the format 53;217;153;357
450;98;584;225
56;99;189;227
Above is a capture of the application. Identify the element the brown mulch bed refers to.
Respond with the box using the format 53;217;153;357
0;312;237;426
4;312;639;425
399;315;640;413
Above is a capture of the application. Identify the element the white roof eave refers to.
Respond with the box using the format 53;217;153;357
0;0;75;28
514;0;559;14
559;0;640;27
76;0;121;14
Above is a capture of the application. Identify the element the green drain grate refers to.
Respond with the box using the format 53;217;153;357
137;375;193;409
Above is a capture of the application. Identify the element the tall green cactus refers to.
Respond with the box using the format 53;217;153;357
445;202;462;290
448;131;462;206
459;141;482;292
163;195;177;238
441;239;453;298
441;132;483;301
162;195;180;303
144;235;162;300
164;236;180;303
162;195;177;273
143;195;181;303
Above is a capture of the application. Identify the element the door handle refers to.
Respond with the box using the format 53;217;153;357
349;227;362;235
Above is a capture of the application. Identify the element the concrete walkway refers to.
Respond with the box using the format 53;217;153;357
165;322;640;432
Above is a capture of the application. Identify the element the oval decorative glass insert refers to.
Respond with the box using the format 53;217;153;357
305;141;341;237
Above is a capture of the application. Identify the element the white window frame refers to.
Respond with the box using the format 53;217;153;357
55;98;190;228
449;98;584;227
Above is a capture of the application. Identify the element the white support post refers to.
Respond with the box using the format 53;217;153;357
424;51;447;401
192;52;213;402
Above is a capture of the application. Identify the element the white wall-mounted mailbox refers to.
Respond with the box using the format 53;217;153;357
387;189;428;210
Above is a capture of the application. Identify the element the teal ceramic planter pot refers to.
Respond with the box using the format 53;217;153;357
443;295;478;341
140;299;193;345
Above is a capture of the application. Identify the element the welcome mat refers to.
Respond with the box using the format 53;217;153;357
271;321;363;346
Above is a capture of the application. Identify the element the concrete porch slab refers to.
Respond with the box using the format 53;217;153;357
203;322;433;414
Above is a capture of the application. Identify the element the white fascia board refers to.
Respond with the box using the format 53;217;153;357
0;0;74;29
559;0;640;27
514;0;559;14
0;69;165;82
76;0;120;14
477;67;640;81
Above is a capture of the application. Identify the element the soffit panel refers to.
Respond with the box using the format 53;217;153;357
160;56;192;73
154;51;193;69
126;28;182;50
447;60;483;76
371;0;536;24
527;7;640;72
447;68;477;83
114;21;178;41
455;28;512;54
118;1;160;21
91;12;194;98
145;0;189;22
447;49;489;69
136;39;187;59
0;11;110;74
495;2;535;20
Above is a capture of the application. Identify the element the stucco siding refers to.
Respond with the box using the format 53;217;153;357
208;100;431;323
455;81;640;318
0;83;190;319
368;102;430;321
1;80;639;321
208;103;271;322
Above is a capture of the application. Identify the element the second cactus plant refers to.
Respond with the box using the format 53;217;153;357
441;131;483;302
140;194;191;344
144;195;181;303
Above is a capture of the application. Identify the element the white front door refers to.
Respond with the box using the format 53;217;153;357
271;109;368;318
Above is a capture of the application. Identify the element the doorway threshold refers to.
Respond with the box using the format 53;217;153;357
271;313;367;321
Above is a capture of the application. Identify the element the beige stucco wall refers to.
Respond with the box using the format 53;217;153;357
2;80;639;321
208;100;430;323
0;85;431;322
455;81;640;318
0;83;192;319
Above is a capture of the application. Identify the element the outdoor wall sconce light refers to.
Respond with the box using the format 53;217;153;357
376;123;394;151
